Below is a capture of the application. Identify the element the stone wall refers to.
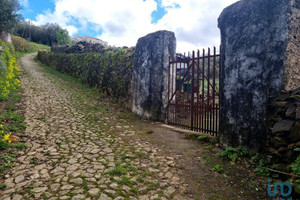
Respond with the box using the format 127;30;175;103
218;0;300;151
132;30;176;121
51;41;115;54
38;46;134;109
267;88;300;163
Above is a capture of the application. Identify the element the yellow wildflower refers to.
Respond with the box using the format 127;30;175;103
3;132;12;143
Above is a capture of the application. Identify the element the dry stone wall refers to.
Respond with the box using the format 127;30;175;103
38;46;134;109
268;88;300;162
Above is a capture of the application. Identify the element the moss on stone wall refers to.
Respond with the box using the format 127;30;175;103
37;47;134;109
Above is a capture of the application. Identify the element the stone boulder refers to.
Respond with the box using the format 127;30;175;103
132;30;176;121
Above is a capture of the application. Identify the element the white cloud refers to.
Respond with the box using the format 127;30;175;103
33;0;239;52
20;0;29;8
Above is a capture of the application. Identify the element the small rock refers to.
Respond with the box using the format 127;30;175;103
110;182;118;189
50;183;60;191
88;188;100;196
61;185;74;190
271;137;288;148
70;178;83;184
14;175;25;184
165;172;173;179
272;120;294;135
99;193;111;200
72;194;85;200
285;104;297;117
164;186;176;196
289;121;300;142
12;194;22;200
32;187;48;193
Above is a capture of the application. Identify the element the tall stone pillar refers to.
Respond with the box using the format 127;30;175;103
218;0;300;151
132;30;176;121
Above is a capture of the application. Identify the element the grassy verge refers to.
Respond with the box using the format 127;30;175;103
0;38;48;188
0;79;27;178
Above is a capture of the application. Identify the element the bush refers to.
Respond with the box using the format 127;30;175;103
0;40;20;100
11;35;33;52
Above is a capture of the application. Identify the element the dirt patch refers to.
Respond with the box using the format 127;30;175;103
112;106;270;199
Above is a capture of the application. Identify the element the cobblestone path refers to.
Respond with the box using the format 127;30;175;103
1;53;192;200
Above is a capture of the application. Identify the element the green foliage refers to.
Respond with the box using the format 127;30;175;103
11;35;33;52
56;29;71;45
291;156;300;176
212;164;223;173
197;135;208;141
0;140;9;150
0;184;7;190
118;176;135;186
11;142;28;149
219;146;248;162
108;166;128;176
294;148;300;152
0;0;21;32
15;21;62;46
254;159;270;176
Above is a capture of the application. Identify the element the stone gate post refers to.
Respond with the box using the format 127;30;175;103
132;30;176;121
218;0;300;151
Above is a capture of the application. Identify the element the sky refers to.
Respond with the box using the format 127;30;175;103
19;0;239;52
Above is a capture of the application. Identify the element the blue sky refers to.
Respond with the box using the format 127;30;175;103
19;0;239;52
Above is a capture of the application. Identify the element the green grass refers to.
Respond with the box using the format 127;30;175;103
212;164;223;173
5;104;16;111
11;94;21;102
136;176;144;183
0;184;7;190
11;142;28;149
108;167;128;176
129;187;138;194
29;42;50;52
6;112;22;121
146;182;160;191
118;176;135;186
0;154;16;173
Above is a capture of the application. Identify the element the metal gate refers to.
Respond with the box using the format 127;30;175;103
167;47;220;136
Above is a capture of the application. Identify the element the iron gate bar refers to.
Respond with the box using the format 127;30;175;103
190;51;194;130
167;47;220;135
167;59;194;106
213;47;216;135
202;48;205;133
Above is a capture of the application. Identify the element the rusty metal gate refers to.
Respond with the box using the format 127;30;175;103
167;47;220;136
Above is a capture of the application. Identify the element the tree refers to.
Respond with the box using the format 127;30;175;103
0;0;22;32
56;29;71;45
41;23;61;46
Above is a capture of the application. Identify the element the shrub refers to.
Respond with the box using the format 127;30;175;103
11;35;33;52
